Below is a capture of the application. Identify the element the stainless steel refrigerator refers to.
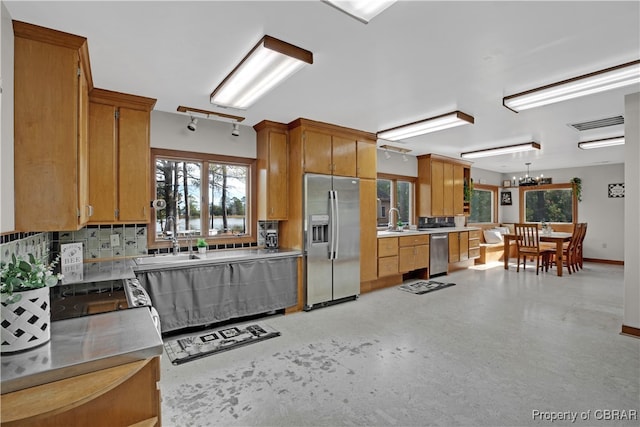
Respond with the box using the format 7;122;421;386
304;174;360;310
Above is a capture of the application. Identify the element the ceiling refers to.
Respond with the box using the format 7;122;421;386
5;1;640;174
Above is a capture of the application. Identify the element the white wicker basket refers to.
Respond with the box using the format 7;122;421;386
1;286;51;353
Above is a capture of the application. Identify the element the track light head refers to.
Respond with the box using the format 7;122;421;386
232;123;240;137
187;116;198;132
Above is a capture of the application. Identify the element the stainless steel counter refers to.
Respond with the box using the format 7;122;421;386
133;247;302;272
0;307;163;394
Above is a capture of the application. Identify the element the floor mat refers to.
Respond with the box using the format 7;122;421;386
164;322;280;365
398;280;456;295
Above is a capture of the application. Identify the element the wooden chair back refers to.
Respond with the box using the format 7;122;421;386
514;223;540;250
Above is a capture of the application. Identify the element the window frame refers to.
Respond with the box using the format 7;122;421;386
376;173;416;228
149;148;257;249
519;183;577;225
468;183;498;224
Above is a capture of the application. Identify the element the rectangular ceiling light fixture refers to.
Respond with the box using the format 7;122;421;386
578;136;625;150
377;111;474;141
210;35;313;110
503;60;640;112
461;142;541;159
323;0;396;24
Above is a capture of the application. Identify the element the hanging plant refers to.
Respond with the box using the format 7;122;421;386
463;178;474;202
570;177;582;202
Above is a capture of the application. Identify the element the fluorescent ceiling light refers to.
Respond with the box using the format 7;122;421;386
377;111;474;141
578;136;625;150
461;142;541;159
210;35;313;110
323;0;396;24
503;60;640;112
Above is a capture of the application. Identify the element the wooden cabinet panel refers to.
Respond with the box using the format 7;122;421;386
255;121;289;220
357;141;377;179
399;234;430;247
431;160;444;216
14;21;91;231
378;256;399;277
415;244;430;269
118;108;150;222
398;246;415;272
332;135;357;177
378;238;399;257
88;103;117;222
459;231;469;261
443;161;454;216
453;164;465;215
360;179;378;282
303;130;332;174
449;231;460;263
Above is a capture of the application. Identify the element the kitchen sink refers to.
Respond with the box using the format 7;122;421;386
377;229;421;236
134;254;201;265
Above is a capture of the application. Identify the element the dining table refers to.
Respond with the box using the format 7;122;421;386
503;231;573;276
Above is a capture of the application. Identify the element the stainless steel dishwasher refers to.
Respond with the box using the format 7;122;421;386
429;233;449;277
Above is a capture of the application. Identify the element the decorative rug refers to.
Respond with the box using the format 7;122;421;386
164;323;280;365
398;280;456;295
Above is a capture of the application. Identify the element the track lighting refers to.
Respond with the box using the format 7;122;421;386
187;116;198;132
232;123;240;137
384;149;391;160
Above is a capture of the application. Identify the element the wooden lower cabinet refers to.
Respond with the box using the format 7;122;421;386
1;357;161;427
377;237;399;277
468;229;481;260
398;235;429;273
449;230;480;263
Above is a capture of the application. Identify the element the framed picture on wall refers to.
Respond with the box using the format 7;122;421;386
500;191;512;206
502;180;511;188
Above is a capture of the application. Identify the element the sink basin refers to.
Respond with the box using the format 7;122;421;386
134;254;200;265
377;229;421;236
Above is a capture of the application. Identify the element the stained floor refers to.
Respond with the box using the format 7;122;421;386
160;262;639;426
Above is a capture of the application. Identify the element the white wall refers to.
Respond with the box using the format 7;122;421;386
151;110;256;158
624;92;639;330
470;167;502;187
376;150;417;176
0;2;15;233
498;164;625;262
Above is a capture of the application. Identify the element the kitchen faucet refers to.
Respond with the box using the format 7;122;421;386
388;207;400;231
166;215;180;255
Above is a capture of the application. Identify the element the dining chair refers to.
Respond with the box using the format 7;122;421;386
575;222;587;270
514;223;555;275
551;223;582;274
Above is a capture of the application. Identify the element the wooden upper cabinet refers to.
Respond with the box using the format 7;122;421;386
254;121;289;220
13;21;93;231
303;129;333;175
356;140;377;179
417;154;471;218
88;89;156;224
331;135;357;177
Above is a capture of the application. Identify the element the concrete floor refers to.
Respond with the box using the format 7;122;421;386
160;262;639;426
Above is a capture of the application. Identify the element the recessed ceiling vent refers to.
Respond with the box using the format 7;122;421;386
569;115;624;131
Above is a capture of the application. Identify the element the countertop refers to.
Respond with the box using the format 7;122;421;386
0;307;163;394
377;227;480;238
133;247;303;272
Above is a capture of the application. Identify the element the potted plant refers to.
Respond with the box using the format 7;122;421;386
196;238;208;255
570;177;582;202
1;253;62;353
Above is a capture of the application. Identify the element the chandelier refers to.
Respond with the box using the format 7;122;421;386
518;163;538;186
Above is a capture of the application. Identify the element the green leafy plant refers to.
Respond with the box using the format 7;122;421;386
570;177;582;202
463;178;474;202
196;238;208;248
1;253;62;304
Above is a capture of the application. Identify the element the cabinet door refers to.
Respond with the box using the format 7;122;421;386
118;108;150;222
431;160;444;216
89;103;118;222
453;164;465;215
267;131;289;219
443;161;454;216
360;179;378;282
77;68;91;225
332;135;357;177
356;141;377;179
459;231;469;261
449;232;460;263
378;238;399;257
378;256;399;277
414;244;430;269
303;130;332;174
398;246;416;272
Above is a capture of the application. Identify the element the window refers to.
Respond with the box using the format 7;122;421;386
377;174;415;227
468;185;496;223
520;184;576;223
151;149;255;246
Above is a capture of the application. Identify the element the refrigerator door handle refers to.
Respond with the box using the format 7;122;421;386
333;190;340;260
328;190;336;260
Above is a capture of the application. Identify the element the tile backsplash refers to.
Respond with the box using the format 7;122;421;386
54;224;148;260
0;232;51;266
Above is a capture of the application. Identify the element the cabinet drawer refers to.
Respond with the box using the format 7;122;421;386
469;247;480;259
468;237;480;250
378;256;399;277
378;237;399;257
398;234;430;247
469;229;481;239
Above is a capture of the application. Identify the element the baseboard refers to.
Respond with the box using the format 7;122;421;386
584;258;624;266
621;325;640;338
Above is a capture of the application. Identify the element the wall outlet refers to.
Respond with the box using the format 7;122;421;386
110;234;120;248
602;242;607;249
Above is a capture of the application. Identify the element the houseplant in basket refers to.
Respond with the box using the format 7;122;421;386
196;238;208;255
1;253;62;353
